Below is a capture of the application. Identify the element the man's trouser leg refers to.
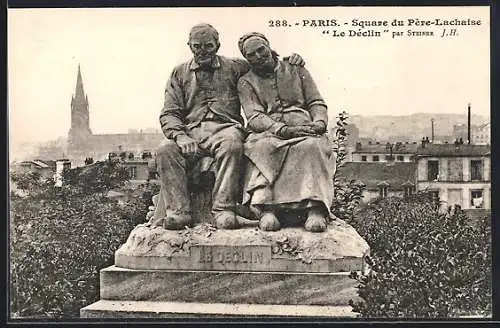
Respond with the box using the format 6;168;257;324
154;139;191;226
191;122;245;213
208;126;245;212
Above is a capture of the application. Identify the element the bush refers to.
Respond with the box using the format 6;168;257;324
331;179;365;220
348;193;491;318
119;181;161;227
10;161;151;318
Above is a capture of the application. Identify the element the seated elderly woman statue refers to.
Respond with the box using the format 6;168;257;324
237;32;336;233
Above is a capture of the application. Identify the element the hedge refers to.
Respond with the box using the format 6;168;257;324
10;162;157;318
347;193;491;318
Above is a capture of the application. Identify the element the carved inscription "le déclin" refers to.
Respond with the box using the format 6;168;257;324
196;245;269;265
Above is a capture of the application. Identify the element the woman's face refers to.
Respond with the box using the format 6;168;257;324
243;38;274;71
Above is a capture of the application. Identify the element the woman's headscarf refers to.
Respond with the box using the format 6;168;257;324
238;32;270;56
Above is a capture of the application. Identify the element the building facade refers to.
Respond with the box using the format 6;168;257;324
351;142;418;163
452;122;490;145
108;150;156;182
472;123;490;145
337;162;417;204
415;144;491;210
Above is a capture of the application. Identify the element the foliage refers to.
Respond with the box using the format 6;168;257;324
10;161;153;318
348;193;492;318
62;160;130;195
10;170;54;198
330;111;366;220
331;179;366;220
119;181;161;227
332;110;349;169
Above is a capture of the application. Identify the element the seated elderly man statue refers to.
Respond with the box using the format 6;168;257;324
153;24;305;230
237;32;336;233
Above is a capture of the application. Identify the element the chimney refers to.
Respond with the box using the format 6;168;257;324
421;137;427;148
467;103;471;144
431;118;435;143
54;159;71;187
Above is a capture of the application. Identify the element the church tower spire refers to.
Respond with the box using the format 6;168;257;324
68;64;92;153
75;64;85;102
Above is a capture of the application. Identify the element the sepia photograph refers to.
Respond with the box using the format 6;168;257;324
8;5;492;320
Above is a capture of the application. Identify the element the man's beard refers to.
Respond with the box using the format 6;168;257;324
195;53;215;67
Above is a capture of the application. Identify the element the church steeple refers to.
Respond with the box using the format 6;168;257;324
74;64;85;102
68;64;92;150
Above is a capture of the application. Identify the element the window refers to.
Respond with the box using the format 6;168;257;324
397;155;404;161
448;189;462;207
385;155;391;161
379;186;388;198
470;190;484;208
373;155;380;162
404;186;415;197
361;155;367;162
470;160;483;181
447;158;463;182
428;160;439;181
128;166;137;179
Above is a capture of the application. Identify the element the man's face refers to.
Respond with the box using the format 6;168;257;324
243;38;274;71
188;33;219;67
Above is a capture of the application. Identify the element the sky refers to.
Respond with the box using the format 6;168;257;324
8;6;490;145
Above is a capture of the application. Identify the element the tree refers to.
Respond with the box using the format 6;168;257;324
61;160;130;195
330;111;366;220
348;193;491;318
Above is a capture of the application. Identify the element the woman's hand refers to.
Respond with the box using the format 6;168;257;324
304;121;327;135
277;125;317;139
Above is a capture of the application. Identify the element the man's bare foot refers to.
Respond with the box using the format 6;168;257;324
259;211;281;231
163;213;193;230
214;210;240;229
304;208;327;232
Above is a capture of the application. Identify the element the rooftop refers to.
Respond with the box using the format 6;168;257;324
352;142;419;154
337;162;417;190
415;144;490;157
16;159;57;169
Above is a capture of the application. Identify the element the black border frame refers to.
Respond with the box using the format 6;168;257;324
2;1;498;326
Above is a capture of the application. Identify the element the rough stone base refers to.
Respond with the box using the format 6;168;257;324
81;219;369;318
115;221;370;272
80;301;357;318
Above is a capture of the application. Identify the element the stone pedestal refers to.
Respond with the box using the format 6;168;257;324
81;219;369;318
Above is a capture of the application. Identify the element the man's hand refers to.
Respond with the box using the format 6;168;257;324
305;121;327;135
277;125;316;139
285;53;305;67
175;134;199;155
